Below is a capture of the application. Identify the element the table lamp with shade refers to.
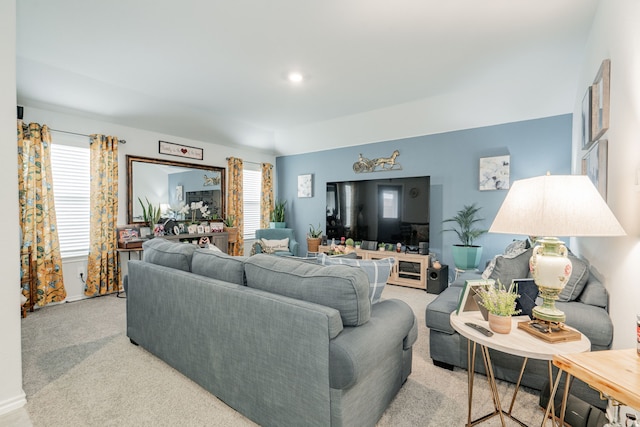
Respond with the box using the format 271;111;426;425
489;174;625;331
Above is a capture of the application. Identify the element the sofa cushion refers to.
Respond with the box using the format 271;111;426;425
576;274;608;308
318;253;394;304
482;239;530;279
558;254;590;302
142;238;197;272
191;248;247;285
487;248;533;287
244;254;370;326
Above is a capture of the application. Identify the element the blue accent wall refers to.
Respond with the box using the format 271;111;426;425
276;114;572;274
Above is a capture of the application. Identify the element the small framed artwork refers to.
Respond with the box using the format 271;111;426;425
581;86;594;150
582;139;608;200
196;225;205;234
298;173;313;198
479;155;510;191
159;140;204;160
591;59;611;142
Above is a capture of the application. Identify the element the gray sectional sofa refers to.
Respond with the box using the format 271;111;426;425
425;241;613;410
125;238;417;427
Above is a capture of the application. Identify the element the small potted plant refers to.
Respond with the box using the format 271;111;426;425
223;215;237;243
378;242;386;251
344;238;355;253
355;241;362;249
138;197;162;229
475;280;521;334
269;200;286;228
307;223;323;253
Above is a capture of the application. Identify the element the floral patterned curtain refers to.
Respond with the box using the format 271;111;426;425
227;157;244;255
18;121;66;306
260;163;273;229
85;135;120;296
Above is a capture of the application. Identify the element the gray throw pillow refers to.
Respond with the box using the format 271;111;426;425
557;254;589;302
488;248;533;287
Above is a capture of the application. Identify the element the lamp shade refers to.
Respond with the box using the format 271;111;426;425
489;175;625;237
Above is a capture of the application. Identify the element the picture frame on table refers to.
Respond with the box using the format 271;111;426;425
582;139;608;200
456;279;494;315
591;59;610;142
581;86;594;150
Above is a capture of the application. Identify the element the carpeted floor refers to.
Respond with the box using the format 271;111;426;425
4;285;545;426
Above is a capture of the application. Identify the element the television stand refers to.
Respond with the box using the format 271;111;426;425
318;246;429;290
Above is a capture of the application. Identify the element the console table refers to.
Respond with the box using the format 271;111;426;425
160;232;228;254
317;246;429;290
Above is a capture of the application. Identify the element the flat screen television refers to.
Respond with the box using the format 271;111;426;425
326;176;430;249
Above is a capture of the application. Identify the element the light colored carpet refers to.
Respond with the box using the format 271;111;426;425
5;285;544;426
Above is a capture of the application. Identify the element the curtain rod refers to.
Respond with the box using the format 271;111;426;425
50;128;127;144
225;157;263;166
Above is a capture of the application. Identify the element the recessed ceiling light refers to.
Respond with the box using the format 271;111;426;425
288;72;303;83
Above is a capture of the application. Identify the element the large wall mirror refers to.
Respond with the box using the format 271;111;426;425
127;155;225;224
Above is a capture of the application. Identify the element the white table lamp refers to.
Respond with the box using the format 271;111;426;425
489;174;625;323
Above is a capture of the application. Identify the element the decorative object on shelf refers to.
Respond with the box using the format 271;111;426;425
297;174;313;198
352;150;402;173
489;174;625;334
443;203;487;270
189;201;211;223
479;155;510;191
581;86;595;150
159;140;203;160
210;222;224;232
269;200;286;228
591;59;611;142
223;215;238;242
203;174;220;186
475;280;520;334
138;197;162;228
582;139;608;200
307;223;323;253
378;242;386;251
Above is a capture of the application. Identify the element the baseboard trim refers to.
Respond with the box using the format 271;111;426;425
0;391;27;416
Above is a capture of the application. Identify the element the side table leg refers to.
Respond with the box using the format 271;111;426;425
542;369;565;427
481;345;506;426
467;339;476;427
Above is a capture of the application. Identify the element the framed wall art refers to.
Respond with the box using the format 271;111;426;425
581;86;594;150
582;139;608;200
479;155;510;191
591;59;611;142
297;174;313;198
159;140;204;160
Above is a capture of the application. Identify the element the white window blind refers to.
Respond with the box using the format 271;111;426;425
51;143;90;258
243;168;261;240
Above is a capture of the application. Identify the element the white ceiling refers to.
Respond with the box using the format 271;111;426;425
16;0;599;155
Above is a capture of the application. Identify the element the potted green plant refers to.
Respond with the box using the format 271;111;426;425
475;280;521;334
307;223;323;253
269;200;286;228
138;197;162;228
443;203;488;270
354;241;362;249
378;242;386;251
223;215;237;243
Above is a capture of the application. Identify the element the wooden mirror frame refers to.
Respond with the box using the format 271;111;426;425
127;155;225;225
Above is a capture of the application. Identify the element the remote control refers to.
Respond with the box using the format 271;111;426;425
465;322;494;337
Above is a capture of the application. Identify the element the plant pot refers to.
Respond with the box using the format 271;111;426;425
224;226;238;243
269;222;286;229
488;312;512;334
307;237;322;253
451;245;483;270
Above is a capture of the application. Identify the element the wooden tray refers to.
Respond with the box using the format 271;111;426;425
517;320;582;343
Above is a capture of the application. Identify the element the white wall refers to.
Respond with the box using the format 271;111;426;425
0;0;27;415
573;0;640;349
22;106;276;301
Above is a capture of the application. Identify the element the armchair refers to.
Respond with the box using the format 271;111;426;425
254;228;299;257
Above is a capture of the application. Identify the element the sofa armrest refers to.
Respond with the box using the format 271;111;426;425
556;300;613;349
329;299;416;389
289;238;299;257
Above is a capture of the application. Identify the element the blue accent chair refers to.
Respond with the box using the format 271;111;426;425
254;228;299;257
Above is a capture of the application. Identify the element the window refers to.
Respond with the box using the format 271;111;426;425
381;188;399;219
50;142;91;258
243;167;261;240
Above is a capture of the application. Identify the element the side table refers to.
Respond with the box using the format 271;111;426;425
450;311;591;426
543;348;640;426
